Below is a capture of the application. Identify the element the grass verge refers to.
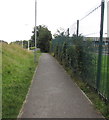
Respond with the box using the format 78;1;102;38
2;43;41;118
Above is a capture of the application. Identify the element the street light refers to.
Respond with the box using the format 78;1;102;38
35;0;37;48
34;0;37;63
28;40;29;50
22;40;23;48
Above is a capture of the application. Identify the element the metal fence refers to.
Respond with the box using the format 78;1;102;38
51;0;109;101
51;36;109;101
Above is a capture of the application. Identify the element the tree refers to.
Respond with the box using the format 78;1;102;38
31;25;52;52
53;28;65;38
10;40;28;49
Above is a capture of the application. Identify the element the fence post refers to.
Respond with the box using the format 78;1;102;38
76;20;79;37
96;0;105;90
67;28;70;37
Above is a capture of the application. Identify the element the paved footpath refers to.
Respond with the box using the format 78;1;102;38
19;53;103;118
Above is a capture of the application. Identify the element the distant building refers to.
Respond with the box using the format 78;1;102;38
107;1;109;37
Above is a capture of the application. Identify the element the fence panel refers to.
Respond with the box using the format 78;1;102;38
51;36;109;101
51;0;108;101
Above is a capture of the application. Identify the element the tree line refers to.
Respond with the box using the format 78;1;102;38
11;25;52;52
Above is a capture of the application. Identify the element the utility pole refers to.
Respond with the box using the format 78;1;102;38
22;40;23;48
28;40;29;50
34;0;37;62
35;0;37;48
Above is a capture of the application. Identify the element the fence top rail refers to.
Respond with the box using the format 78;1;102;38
79;4;101;21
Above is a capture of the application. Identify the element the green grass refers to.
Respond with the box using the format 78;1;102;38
95;54;109;99
101;55;109;77
100;55;109;99
2;43;41;118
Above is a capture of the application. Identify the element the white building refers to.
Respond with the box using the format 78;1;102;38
107;1;109;37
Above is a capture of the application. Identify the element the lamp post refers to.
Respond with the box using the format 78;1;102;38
28;40;29;50
35;0;37;48
22;40;23;48
34;0;37;63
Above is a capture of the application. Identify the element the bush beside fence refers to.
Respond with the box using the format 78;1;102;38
51;35;109;101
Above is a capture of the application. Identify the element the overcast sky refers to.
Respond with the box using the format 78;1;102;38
0;0;108;43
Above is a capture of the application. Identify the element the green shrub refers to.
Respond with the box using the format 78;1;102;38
51;35;96;87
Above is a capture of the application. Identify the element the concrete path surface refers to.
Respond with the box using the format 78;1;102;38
19;53;103;118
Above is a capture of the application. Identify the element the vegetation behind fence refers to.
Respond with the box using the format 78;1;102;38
51;35;109;101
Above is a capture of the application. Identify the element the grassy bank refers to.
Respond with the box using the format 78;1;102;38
2;43;41;118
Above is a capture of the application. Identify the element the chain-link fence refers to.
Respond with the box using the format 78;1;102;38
51;0;109;101
51;36;109;101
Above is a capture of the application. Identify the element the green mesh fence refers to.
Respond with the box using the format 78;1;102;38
51;36;109;101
